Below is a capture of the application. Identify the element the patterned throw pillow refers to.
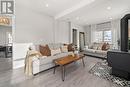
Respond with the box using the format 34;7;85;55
68;44;75;52
105;43;110;50
51;48;61;56
102;43;107;51
102;43;110;51
39;45;51;56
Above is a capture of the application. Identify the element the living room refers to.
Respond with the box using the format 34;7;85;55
0;0;130;87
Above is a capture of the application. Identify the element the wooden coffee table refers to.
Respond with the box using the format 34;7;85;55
53;54;85;81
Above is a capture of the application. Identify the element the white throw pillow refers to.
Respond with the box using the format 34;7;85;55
51;48;61;56
61;46;68;53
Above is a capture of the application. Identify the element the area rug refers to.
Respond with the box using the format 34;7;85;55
89;62;130;87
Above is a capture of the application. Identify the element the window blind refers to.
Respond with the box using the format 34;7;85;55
96;22;111;31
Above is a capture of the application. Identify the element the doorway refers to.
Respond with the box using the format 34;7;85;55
79;32;85;51
72;29;77;48
0;16;13;72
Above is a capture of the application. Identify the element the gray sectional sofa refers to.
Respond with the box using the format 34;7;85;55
84;42;113;58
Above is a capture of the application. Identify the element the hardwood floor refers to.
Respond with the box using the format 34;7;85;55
0;58;12;72
0;56;120;87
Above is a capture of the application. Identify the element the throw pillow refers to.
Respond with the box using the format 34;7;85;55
68;43;75;52
105;43;110;50
61;46;68;53
51;48;61;56
97;43;104;50
102;43;107;51
39;45;51;56
92;43;98;50
88;43;93;49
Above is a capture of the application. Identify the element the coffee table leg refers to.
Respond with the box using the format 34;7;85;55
61;65;65;81
82;58;85;67
53;64;56;74
53;67;56;74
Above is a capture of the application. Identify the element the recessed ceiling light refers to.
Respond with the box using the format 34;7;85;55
109;17;112;20
45;4;49;7
107;6;111;10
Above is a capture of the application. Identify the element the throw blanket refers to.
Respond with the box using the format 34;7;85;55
24;50;42;76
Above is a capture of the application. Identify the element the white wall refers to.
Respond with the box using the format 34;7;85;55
84;25;91;45
15;2;54;44
14;0;72;69
15;0;71;44
54;20;70;43
0;26;12;45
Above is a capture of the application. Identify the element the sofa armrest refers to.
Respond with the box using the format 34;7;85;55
32;56;48;74
107;51;130;72
32;57;39;61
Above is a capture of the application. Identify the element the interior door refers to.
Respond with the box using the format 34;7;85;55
79;32;85;51
72;29;77;48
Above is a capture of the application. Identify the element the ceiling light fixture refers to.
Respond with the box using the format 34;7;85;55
107;6;111;10
45;4;49;7
109;17;113;20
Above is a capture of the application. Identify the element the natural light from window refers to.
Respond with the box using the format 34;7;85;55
95;30;112;43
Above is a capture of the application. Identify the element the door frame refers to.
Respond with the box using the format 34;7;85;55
72;29;77;46
79;32;85;51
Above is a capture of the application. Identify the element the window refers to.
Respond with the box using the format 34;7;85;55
95;31;103;42
104;30;112;43
94;22;112;43
95;30;112;43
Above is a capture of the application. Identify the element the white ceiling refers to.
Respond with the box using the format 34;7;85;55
20;0;130;26
58;0;130;26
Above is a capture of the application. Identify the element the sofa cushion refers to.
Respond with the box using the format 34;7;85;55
39;45;51;56
39;56;56;65
48;43;54;49
61;46;68;53
39;52;73;65
85;49;96;53
48;43;63;50
51;48;61;56
53;43;63;49
92;43;99;50
95;50;107;54
54;52;73;58
88;44;93;49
